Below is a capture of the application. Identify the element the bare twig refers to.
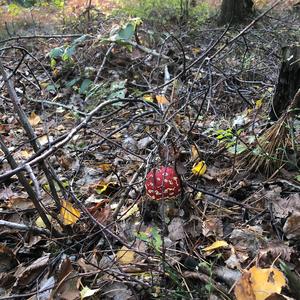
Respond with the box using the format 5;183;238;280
0;220;51;237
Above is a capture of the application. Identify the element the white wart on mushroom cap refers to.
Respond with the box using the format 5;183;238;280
145;166;181;201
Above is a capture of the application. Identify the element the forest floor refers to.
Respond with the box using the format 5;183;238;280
0;1;300;300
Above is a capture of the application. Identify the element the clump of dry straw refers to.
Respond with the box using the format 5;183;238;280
238;88;300;176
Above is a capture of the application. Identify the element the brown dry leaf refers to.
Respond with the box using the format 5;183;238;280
77;258;98;273
156;95;169;105
52;257;80;300
98;163;112;172
168;217;185;241
14;255;50;288
101;282;133;300
7;196;35;210
191;145;200;160
0;186;14;201
0;244;17;272
116;246;135;265
229;227;263;257
272;193;300;219
88;202;111;224
283;212;300;239
60;200;81;225
28;111;42;126
259;240;293;262
202;217;223;238
235;271;256;300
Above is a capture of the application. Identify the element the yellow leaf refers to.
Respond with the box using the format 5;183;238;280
234;271;256;300
192;161;207;176
194;192;203;201
192;47;201;55
203;240;229;252
20;150;32;159
143;94;154;102
35;215;52;228
116;246;135;264
95;180;112;194
60;200;80;225
255;99;263;109
156;95;169;105
250;266;286;300
120;204;139;220
28;112;41;126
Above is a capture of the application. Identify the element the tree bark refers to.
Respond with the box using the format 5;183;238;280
219;0;254;25
270;45;300;121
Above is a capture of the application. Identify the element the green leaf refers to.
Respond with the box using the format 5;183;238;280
49;46;64;59
109;80;127;101
136;232;148;242
46;84;57;92
151;226;162;252
227;143;247;154
50;58;56;69
80;79;93;94
66;78;80;88
110;23;135;43
72;35;88;46
8;3;22;15
52;0;64;9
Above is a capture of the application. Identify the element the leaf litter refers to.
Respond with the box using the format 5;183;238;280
0;1;300;299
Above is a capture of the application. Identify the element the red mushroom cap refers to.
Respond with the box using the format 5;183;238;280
145;166;181;201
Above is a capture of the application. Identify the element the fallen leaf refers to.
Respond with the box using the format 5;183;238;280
20;150;33;159
143;94;154;102
250;266;286;300
15;255;50;288
168;217;185;241
235;266;286;300
28;111;42;126
98;163;112;172
60;200;80;225
203;240;229;252
7;196;35;210
120;204;139;220
259;240;293;262
116;246;135;265
35;215;52;228
192;161;207;176
255;99;263;109
235;271;256;300
0;244;17;272
156;95;169;105
202;217;223;238
191;145;200;160
101;282;133;300
80;286;100;299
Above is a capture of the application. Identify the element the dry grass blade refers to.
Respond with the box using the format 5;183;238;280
238;88;300;176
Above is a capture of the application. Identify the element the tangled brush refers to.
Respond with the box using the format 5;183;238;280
238;88;300;176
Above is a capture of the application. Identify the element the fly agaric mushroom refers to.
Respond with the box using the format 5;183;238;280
145;166;181;201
